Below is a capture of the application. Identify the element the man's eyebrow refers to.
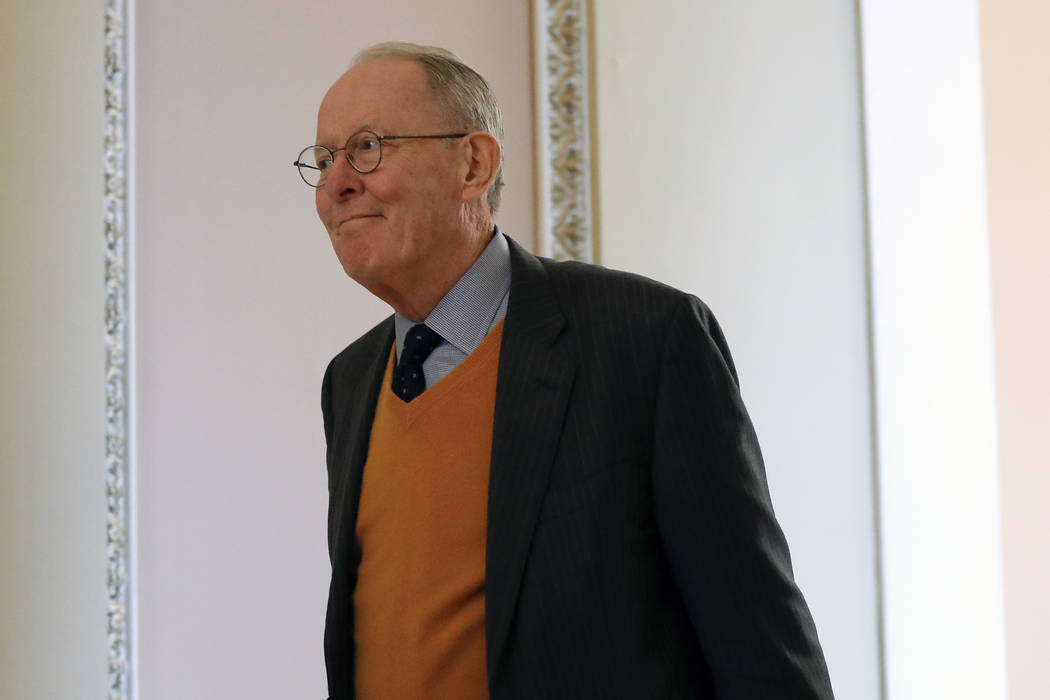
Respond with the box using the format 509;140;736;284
317;123;375;148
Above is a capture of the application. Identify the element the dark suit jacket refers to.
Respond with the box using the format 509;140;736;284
321;235;833;699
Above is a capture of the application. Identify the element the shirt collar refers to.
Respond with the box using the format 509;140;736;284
394;228;511;358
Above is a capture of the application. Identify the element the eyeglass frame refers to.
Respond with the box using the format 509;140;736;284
293;129;469;187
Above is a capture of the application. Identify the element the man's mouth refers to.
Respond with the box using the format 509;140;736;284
335;214;383;231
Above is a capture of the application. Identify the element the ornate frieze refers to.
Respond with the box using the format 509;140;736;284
104;1;131;697
534;0;596;262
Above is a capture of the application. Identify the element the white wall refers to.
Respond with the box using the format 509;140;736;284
131;1;534;697
859;2;1007;697
982;2;1050;698
0;0;107;697
593;2;879;698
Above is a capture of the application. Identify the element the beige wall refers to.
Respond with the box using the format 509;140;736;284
0;0;106;697
981;2;1050;698
132;1;533;697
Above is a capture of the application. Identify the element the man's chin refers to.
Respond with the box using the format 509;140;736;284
333;239;375;278
338;256;385;291
339;259;371;285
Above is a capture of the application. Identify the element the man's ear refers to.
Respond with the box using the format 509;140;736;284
460;132;501;205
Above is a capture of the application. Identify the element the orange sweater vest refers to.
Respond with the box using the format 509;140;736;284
353;320;504;699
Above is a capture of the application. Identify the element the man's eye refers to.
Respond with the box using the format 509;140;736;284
317;157;334;171
357;138;378;151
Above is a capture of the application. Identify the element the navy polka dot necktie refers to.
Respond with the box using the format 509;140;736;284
393;323;444;402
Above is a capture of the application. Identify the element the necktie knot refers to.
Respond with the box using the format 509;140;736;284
394;323;443;402
404;324;443;363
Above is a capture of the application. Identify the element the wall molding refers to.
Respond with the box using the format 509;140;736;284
532;0;596;262
104;0;132;697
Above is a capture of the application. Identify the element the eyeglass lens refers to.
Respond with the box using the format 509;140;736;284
295;131;383;187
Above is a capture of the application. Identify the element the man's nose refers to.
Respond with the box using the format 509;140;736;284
322;155;361;200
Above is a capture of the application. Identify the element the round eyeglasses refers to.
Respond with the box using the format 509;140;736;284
293;129;468;187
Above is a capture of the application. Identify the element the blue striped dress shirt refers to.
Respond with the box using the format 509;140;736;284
393;228;511;392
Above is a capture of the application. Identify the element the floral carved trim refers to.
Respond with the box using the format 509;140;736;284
104;0;132;697
534;0;595;262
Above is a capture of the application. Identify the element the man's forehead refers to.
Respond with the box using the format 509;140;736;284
316;58;435;139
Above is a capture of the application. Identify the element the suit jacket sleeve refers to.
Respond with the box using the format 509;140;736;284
651;295;834;698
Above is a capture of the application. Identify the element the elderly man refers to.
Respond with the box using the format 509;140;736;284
300;42;833;699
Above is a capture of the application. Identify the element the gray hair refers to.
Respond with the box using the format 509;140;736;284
352;42;505;214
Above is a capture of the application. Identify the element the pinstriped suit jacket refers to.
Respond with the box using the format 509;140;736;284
321;235;833;699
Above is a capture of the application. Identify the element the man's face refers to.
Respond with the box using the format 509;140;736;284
314;59;468;297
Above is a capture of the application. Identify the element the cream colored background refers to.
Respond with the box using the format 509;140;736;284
2;0;1047;699
1;1;106;698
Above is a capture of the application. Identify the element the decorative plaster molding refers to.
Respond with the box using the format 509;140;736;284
104;0;131;697
534;0;596;262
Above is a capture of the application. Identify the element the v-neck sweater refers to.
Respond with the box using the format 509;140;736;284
352;319;505;700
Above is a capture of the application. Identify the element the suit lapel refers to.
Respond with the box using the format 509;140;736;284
486;239;575;682
329;320;393;593
325;318;393;695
